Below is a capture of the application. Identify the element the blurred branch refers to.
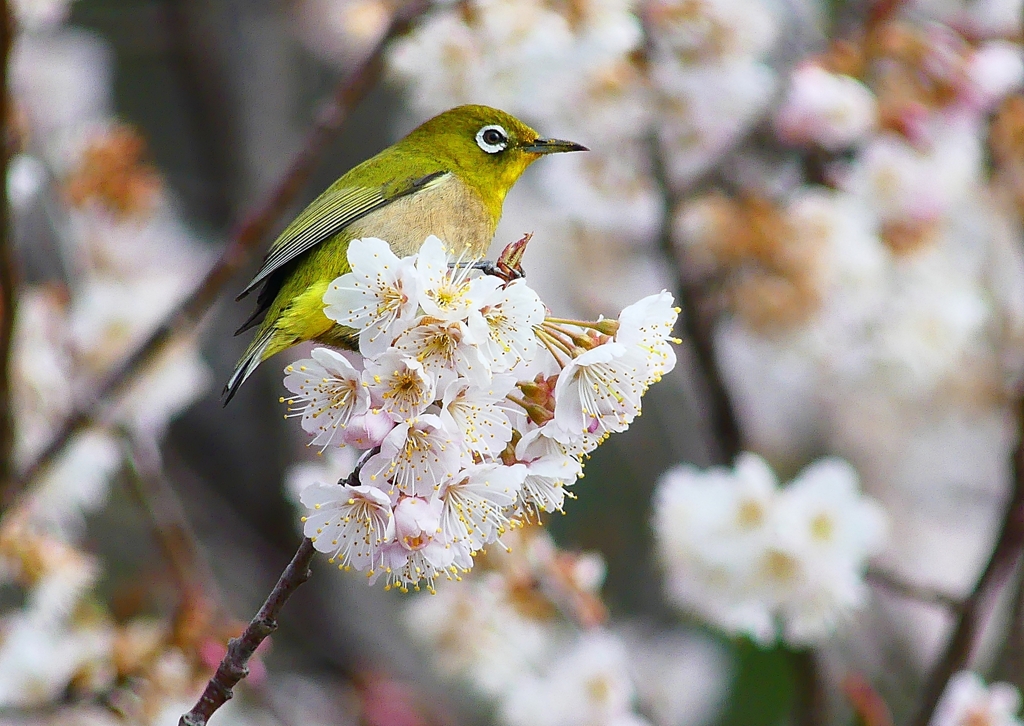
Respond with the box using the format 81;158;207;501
179;536;315;726
866;567;964;612
0;0;16;486
648;119;827;724
160;0;235;227
993;563;1024;687
3;0;433;508
120;428;220;604
648;134;743;464
909;395;1024;726
791;650;828;726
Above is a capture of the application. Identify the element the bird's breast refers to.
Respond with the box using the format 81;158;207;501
346;173;496;259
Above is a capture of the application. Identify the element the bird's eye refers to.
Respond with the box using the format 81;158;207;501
476;124;509;154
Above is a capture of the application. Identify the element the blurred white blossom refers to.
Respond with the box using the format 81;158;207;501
774;65;877;150
931;672;1023;726
653;452;887;645
499;632;650;726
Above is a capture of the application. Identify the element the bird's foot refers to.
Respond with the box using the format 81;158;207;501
449;233;533;283
469;260;526;281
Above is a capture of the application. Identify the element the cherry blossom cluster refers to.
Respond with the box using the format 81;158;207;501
290;236;678;592
652;453;887;646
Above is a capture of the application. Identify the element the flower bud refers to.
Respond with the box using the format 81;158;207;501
393;496;441;551
342;408;396;448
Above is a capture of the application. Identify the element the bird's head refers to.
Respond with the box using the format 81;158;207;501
406;105;587;205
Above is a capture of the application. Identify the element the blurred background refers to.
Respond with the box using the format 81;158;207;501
6;0;1024;723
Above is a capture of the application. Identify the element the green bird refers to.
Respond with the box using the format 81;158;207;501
224;104;586;402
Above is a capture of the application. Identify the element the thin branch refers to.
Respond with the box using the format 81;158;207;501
179;536;316;726
178;448;377;726
993;562;1024;686
791;650;828;726
4;0;433;507
909;395;1024;726
159;0;235;227
125;430;313;726
648;134;743;465
865;567;964;613
0;0;16;486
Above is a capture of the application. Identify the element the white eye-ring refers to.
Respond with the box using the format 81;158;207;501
476;124;509;154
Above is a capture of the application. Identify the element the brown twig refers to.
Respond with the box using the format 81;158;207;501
909;395;1024;726
178;446;378;726
993;565;1024;685
178;536;316;726
0;0;16;487
4;0;433;507
641;11;743;465
648;134;743;465
865;567;964;613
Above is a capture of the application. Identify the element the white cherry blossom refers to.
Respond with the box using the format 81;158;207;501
514;427;583;516
931;672;1023;726
341;407;396;449
775;457;888;567
652;452;888;646
383;495;461;592
415;234;499;321
773;65;877;150
439;375;517;457
323;237;420;356
614;291;680;384
362;349;435;420
439;462;525;552
469;279;546;373
393;317;492;390
551;342;645;441
360;414;464;497
301;482;394;573
283;348;369;447
499;632;649;726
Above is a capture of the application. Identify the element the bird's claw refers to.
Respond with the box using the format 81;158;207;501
470;260;505;277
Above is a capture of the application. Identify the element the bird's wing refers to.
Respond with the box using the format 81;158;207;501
236;170;450;300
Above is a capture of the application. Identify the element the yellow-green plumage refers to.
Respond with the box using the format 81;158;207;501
224;104;586;402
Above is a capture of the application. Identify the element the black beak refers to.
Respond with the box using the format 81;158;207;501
520;137;589;154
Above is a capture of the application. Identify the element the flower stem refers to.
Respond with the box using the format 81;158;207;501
535;328;570;368
543;317;614;334
506;393;532;409
538;324;577;352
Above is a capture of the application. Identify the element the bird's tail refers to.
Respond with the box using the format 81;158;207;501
223;324;275;405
